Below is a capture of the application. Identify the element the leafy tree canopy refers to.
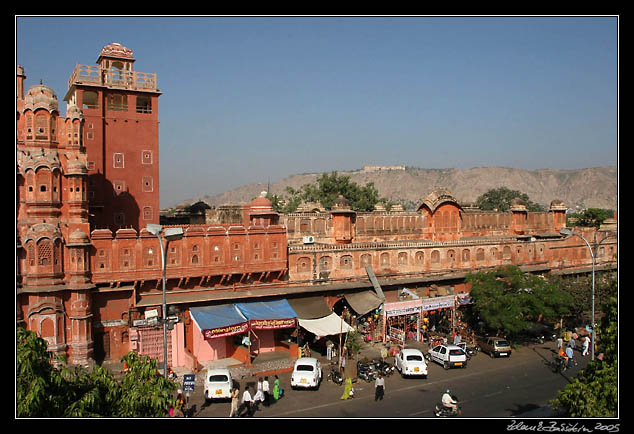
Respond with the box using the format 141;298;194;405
567;208;615;229
466;266;573;336
476;187;545;212
17;327;178;417
269;171;383;213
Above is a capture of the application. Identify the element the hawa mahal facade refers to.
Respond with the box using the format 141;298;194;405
16;43;617;369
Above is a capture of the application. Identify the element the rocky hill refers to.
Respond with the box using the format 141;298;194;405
178;166;617;212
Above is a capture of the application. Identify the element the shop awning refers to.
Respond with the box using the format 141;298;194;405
190;304;248;339
345;290;384;316
287;296;332;319
298;313;354;338
235;299;298;330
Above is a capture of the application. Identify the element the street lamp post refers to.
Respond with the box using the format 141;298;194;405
559;228;614;361
147;224;184;378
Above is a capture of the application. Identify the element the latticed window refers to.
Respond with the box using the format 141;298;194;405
38;240;52;266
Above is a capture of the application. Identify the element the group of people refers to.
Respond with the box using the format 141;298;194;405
231;375;284;417
338;373;386;402
556;334;591;370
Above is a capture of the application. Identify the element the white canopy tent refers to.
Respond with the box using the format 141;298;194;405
298;312;354;338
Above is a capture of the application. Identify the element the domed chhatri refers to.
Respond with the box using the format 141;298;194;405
98;42;135;61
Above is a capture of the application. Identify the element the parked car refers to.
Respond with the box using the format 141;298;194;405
477;336;512;358
394;348;428;378
291;357;322;390
204;367;233;403
427;344;468;369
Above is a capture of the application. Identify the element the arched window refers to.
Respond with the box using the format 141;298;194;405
340;255;353;269
297;257;311;273
380;252;390;268
319;256;332;271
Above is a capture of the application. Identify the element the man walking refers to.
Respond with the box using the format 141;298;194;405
241;385;254;417
565;345;574;369
375;373;385;401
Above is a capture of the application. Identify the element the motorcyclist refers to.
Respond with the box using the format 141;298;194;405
442;389;458;413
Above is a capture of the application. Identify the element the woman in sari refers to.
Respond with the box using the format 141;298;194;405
340;377;354;400
273;375;282;401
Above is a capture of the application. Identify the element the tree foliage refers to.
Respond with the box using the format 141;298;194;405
567;208;615;229
16;327;178;417
269;171;383;213
550;296;618;417
476;187;545;212
466;266;573;336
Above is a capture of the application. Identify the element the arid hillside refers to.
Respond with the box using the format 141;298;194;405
178;166;617;211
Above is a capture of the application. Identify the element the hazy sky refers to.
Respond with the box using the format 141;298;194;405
16;16;618;207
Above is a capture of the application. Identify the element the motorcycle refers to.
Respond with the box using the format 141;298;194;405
434;395;461;417
329;367;343;385
371;359;395;377
357;361;377;382
551;355;566;374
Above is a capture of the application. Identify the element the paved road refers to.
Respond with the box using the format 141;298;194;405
186;341;588;418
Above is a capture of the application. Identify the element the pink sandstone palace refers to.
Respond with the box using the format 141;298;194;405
16;43;617;370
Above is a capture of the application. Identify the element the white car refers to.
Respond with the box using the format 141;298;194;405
427;344;468;369
204;367;233;403
290;357;322;390
394;348;428;378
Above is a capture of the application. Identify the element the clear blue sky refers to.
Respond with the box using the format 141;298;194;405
16;16;618;207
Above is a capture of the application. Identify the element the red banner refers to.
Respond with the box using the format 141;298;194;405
249;318;296;330
203;322;249;340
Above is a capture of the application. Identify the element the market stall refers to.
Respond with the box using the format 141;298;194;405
383;299;424;345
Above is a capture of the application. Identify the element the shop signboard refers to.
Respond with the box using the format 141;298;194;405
384;299;422;317
421;295;456;312
202;322;249;340
249;318;296;330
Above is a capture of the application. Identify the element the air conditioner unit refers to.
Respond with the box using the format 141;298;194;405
303;236;315;244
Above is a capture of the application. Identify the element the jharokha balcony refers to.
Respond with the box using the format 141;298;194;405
67;64;158;92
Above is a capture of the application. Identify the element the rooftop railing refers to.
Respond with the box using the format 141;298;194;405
68;64;158;92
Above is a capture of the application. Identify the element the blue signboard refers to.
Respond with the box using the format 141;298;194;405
183;374;196;391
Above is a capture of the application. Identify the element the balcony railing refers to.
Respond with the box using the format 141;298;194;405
68;64;158;92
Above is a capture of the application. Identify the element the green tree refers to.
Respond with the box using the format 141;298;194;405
16;327;178;417
568;208;615;229
550;296;618;417
476;187;545;212
466;266;573;336
271;171;382;213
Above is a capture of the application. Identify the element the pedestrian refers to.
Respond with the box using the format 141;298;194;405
273;375;283;401
341;355;346;375
253;387;265;411
565;345;574;369
582;335;590;357
262;376;270;406
380;346;388;362
230;387;240;417
340;377;354;400
374;373;385;401
241;385;254;417
557;336;563;350
567;336;576;351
